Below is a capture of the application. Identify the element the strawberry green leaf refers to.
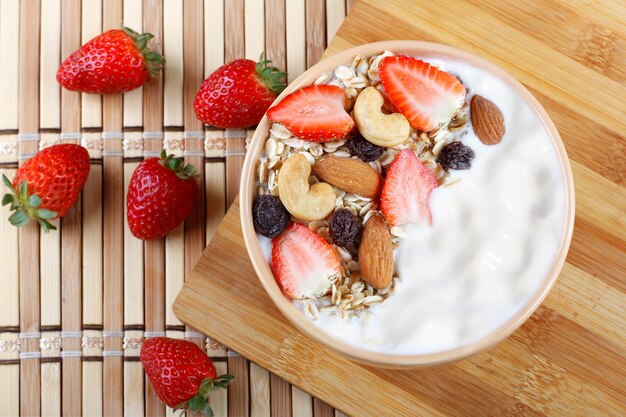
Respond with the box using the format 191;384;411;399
19;181;28;198
9;210;30;227
2;174;15;192
172;400;189;412
201;403;215;417
188;395;207;412
37;218;57;232
28;194;41;208
2;194;14;206
37;209;57;220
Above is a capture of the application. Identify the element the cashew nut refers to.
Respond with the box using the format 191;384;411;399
278;154;335;221
353;87;410;147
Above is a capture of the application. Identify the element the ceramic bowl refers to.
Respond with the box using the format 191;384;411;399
239;41;575;368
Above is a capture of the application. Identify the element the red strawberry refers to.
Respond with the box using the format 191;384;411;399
126;151;198;240
266;85;355;142
2;144;90;232
379;56;466;132
271;222;341;299
141;337;234;416
380;149;438;227
57;27;165;94
194;53;287;128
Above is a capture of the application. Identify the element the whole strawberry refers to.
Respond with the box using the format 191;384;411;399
2;144;90;232
141;337;234;416
194;52;287;128
57;27;165;94
127;151;198;240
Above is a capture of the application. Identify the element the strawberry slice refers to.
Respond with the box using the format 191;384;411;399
379;56;466;132
381;150;438;227
266;85;354;142
271;222;341;299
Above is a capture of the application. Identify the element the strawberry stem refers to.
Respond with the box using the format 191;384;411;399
158;151;199;180
255;52;288;95
1;174;57;232
172;374;234;417
122;26;165;78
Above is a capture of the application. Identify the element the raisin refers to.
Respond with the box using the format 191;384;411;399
438;141;475;171
328;209;361;253
252;195;291;238
346;133;384;162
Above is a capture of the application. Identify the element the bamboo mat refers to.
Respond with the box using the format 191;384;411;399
0;0;353;416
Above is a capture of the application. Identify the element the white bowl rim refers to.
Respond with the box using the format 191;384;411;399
239;40;575;368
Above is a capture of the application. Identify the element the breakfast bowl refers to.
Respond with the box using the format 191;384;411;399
239;41;575;368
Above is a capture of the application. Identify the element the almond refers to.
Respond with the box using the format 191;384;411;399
470;95;505;145
312;156;382;198
358;214;393;289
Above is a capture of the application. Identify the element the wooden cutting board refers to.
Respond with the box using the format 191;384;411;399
174;0;626;415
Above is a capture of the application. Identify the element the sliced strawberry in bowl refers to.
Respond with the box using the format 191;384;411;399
267;85;354;142
381;149;438;227
271;222;341;299
379;56;466;132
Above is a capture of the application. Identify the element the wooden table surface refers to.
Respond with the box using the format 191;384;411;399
174;0;626;415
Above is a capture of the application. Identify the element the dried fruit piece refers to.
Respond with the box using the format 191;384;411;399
252;195;291;238
346;132;383;162
328;209;361;253
312;156;382;198
438;141;475;171
278;154;335;221
470;95;505;145
271;222;341;299
358;214;393;289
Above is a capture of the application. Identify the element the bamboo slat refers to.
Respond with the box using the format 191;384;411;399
0;0;19;131
207;361;229;416
79;4;104;415
305;0;326;67
228;354;250;417
39;3;62;415
163;0;185;335
224;0;246;207
313;398;334;417
250;362;271;417
245;0;265;60
325;0;345;42
270;374;292;417
123;159;146;415
17;0;42;415
80;0;102;129
265;0;286;68
102;0;125;414
205;131;226;243
81;164;104;417
59;0;83;415
39;3;63;407
286;0;306;82
292;387;313;417
0;166;19;417
204;0;225;76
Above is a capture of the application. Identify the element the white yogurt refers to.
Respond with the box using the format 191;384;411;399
278;57;565;355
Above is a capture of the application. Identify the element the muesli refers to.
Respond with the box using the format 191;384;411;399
252;51;483;316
